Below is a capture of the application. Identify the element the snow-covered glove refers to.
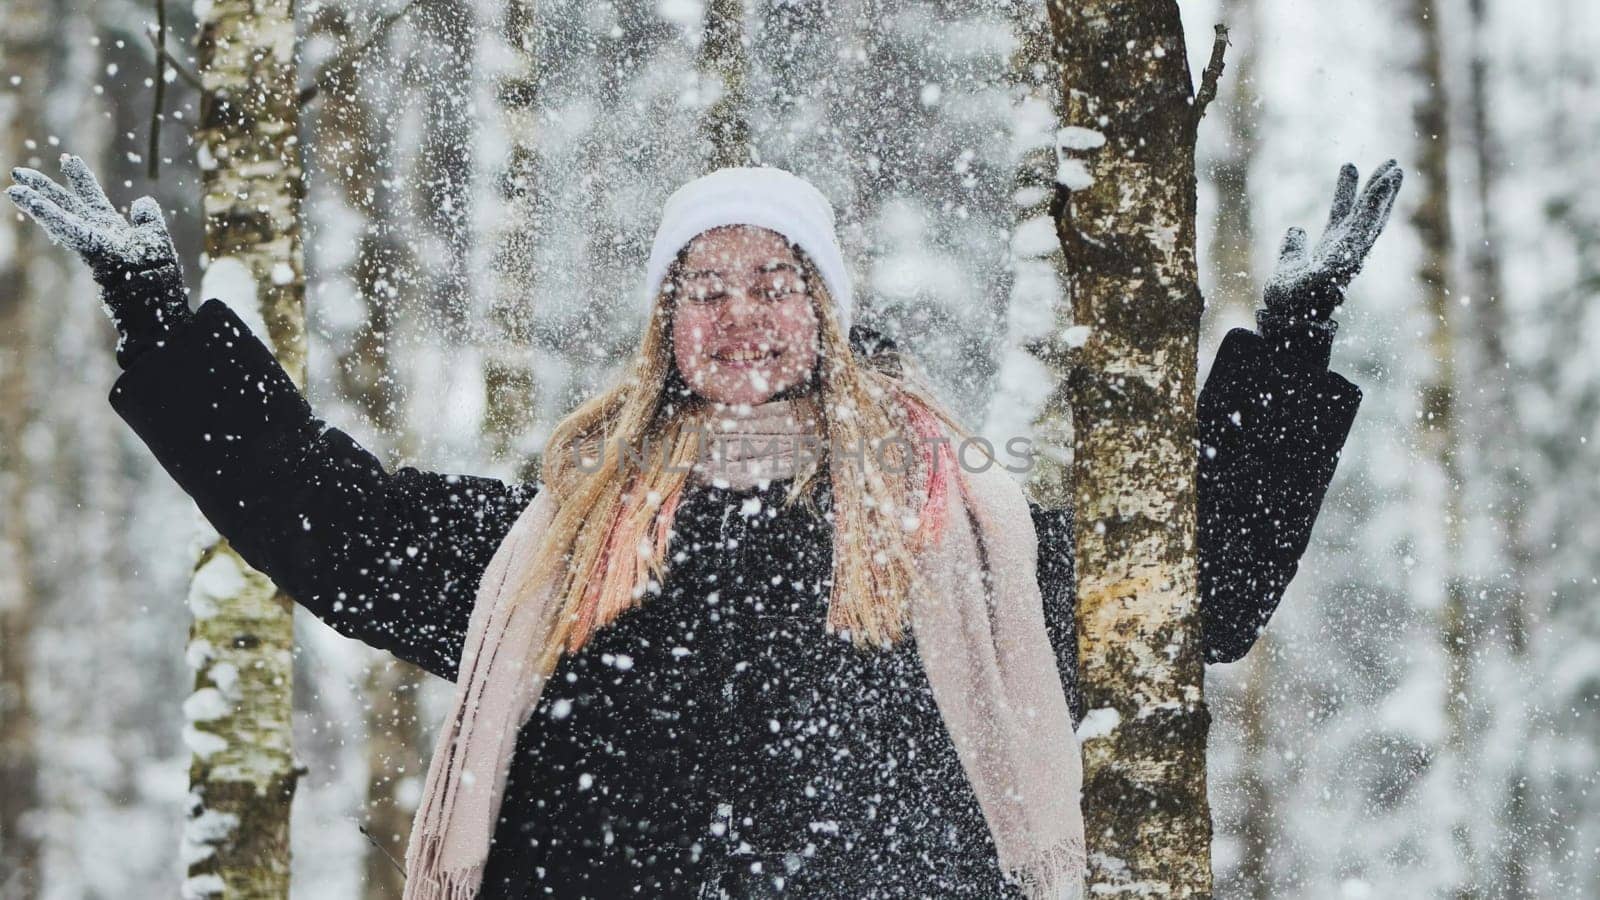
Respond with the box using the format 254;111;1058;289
1259;159;1404;369
6;154;191;368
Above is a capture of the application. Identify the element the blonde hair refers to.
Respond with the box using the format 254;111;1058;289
521;241;981;680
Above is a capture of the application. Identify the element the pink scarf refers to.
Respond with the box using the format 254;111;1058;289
402;397;1086;899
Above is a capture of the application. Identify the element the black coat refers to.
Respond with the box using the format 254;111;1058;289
110;299;1361;897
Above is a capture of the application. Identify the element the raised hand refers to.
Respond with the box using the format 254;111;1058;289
6;154;191;367
1263;159;1404;326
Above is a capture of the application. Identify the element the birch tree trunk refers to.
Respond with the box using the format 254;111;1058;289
485;0;543;476
1204;4;1276;895
307;9;425;893
1045;2;1213;893
1463;2;1535;894
183;1;306;894
700;0;752;170
346;84;419;900
1407;1;1474;894
573;5;644;379
0;0;49;891
1233;646;1276;897
415;0;476;338
1206;0;1261;339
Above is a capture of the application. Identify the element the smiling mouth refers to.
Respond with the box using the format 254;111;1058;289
712;348;779;363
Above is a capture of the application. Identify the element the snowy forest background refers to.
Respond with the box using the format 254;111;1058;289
1;0;1597;896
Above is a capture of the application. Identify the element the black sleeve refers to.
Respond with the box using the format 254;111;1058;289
1195;327;1362;662
1030;501;1085;730
108;298;537;681
1032;326;1363;703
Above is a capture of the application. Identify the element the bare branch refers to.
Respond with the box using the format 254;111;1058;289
357;823;408;878
1194;23;1230;122
143;27;205;92
147;0;168;179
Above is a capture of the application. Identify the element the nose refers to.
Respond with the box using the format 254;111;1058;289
715;286;770;330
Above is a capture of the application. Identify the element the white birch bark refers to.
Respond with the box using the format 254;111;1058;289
699;0;752;170
183;0;306;894
1045;1;1213;893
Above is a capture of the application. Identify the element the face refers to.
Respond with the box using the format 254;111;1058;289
669;225;821;406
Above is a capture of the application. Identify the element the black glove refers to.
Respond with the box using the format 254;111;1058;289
1259;159;1404;370
7;155;191;368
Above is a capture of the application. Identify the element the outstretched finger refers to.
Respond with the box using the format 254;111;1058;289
1278;226;1309;267
129;195;167;228
1324;163;1359;231
130;195;179;257
1356;167;1403;255
1352;166;1400;227
11;166;85;218
60;154;119;219
1359;159;1399;201
1354;168;1403;239
1332;168;1402;276
6;185;110;257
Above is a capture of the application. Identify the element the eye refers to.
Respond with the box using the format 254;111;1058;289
758;272;808;302
677;276;726;304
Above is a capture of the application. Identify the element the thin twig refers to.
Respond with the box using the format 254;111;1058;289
143;28;205;92
358;823;408;879
147;0;168;179
1194;23;1230;122
298;0;429;106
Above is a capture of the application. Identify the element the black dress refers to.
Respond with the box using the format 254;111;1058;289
107;298;1363;897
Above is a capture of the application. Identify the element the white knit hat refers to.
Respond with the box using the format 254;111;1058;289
644;166;854;333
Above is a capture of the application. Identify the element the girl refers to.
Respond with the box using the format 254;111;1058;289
7;157;1399;899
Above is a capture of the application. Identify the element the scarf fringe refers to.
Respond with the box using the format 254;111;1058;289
1002;835;1089;900
404;833;485;900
